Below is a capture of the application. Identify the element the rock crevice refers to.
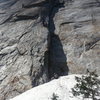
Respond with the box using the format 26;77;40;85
0;0;100;100
45;0;69;79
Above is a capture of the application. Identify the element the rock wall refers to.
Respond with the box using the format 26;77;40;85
53;0;100;74
0;0;100;100
0;0;49;100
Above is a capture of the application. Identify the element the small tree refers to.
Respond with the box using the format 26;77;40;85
51;93;59;100
72;69;100;100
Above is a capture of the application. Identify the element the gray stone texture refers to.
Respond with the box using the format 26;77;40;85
0;0;100;99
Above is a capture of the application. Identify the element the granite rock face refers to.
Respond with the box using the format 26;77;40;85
0;0;100;100
53;0;100;74
0;0;49;100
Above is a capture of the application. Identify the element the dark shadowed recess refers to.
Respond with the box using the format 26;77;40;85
46;0;69;80
22;0;48;8
13;15;39;21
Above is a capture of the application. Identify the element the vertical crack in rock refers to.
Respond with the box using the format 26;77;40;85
42;0;69;80
1;0;100;99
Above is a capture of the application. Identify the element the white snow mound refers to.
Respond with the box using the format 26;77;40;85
10;75;94;100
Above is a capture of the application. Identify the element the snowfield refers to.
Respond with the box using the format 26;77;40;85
10;75;98;100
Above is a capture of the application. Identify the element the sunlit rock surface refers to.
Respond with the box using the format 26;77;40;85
0;0;100;99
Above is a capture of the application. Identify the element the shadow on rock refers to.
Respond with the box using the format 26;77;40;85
46;0;69;79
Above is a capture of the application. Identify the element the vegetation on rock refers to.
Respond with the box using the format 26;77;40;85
72;69;100;100
51;93;59;100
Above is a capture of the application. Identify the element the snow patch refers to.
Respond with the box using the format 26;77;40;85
10;75;94;100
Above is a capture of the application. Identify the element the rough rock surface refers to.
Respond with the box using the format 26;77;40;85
53;0;100;74
0;0;100;100
0;0;49;100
